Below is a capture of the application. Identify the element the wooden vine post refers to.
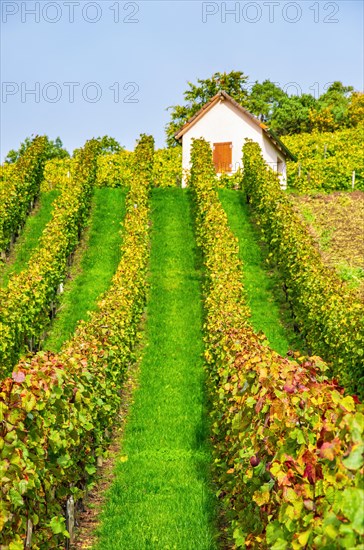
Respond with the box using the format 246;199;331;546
25;519;33;548
66;496;75;547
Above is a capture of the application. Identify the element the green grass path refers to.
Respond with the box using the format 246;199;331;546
0;190;58;287
95;188;217;549
219;189;304;356
44;188;126;352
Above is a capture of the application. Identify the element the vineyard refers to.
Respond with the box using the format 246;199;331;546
0;134;363;549
291;192;364;299
283;127;364;192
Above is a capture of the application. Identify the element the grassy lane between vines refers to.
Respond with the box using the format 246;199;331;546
0;190;59;287
43;187;126;352
219;189;305;356
94;188;217;550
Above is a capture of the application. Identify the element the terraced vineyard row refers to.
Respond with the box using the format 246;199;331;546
190;138;363;549
0;190;59;288
0;137;48;258
284;126;364;192
0;135;362;549
0;135;153;548
244;141;364;397
44;187;126;353
0;140;101;376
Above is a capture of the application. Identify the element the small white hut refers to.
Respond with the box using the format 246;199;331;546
174;90;295;188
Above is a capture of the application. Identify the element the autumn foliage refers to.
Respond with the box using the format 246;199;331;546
189;138;364;549
0;135;154;548
242;141;364;398
284;126;364;192
0;140;101;376
0;136;48;257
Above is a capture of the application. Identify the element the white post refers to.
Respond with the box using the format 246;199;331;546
352;171;355;190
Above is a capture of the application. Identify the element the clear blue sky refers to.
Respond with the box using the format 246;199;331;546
1;0;363;158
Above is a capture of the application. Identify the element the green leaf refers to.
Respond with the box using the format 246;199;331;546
22;392;37;413
266;521;286;545
348;413;364;443
324;522;338;540
298;530;311;546
342;444;364;471
85;464;96;475
341;488;364;535
271;540;288;550
233;526;246;548
49;515;68;535
17;479;28;495
9;488;24;508
341;396;355;412
9;541;24;550
57;454;72;468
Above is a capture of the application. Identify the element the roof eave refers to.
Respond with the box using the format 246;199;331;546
264;128;297;161
173;90;297;161
174;94;223;140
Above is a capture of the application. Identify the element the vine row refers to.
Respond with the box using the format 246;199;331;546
242;140;364;397
190;137;363;549
0;134;154;548
0;140;100;377
0;136;48;259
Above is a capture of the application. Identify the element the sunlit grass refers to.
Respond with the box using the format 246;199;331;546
43;188;126;352
0;190;59;287
94;188;217;550
219;189;305;355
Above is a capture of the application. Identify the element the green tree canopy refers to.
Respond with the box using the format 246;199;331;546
270;94;317;135
308;81;354;131
5;135;69;164
166;71;358;144
165;71;249;146
95;136;123;154
72;136;123;158
247;80;288;122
